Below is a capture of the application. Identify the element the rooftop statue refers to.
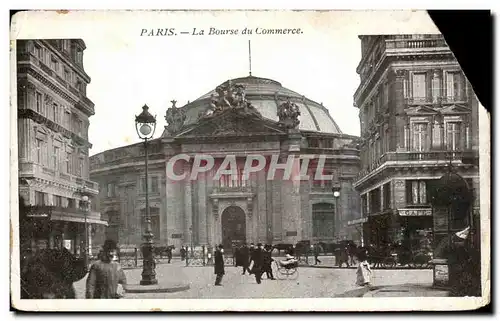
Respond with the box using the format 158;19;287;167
165;100;186;135
205;81;261;118
277;98;301;129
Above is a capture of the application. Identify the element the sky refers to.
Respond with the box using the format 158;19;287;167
11;10;440;155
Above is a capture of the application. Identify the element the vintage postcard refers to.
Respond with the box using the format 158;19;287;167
10;9;490;311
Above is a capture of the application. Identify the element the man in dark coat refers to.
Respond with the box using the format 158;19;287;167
249;243;265;284
263;245;275;280
214;244;225;286
239;243;251;275
86;240;127;299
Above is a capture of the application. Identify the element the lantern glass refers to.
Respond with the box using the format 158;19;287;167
333;191;340;198
139;123;152;136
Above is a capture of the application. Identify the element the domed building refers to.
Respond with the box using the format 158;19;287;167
90;75;361;250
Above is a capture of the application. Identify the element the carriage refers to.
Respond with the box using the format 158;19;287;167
273;256;299;279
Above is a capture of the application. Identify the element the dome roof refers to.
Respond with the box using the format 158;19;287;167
180;75;343;134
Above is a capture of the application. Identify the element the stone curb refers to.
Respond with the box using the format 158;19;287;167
125;283;190;294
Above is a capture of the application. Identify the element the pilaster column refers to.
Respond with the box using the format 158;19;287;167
184;164;193;246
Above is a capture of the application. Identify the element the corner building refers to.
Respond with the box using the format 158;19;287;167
90;76;361;249
17;40;106;254
352;35;480;249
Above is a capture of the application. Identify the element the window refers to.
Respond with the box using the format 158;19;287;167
446;122;462;151
52;146;59;170
383;182;391;210
64;111;71;129
34;45;43;61
78;157;84;176
406;180;428;205
107;183;116;198
446;71;465;101
36;139;43;163
50;56;58;73
66;152;72;174
412;73;427;100
54;195;63;207
35;191;45;205
369;188;381;214
312;203;335;238
151;177;159;193
431;70;441;103
361;194;368;217
52;103;59;122
412;123;429;152
78;120;83;135
36;92;42;113
64;69;70;82
76;50;83;64
383;81;389;106
67;198;75;208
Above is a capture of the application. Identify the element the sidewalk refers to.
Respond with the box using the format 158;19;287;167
363;284;450;297
74;260;189;298
338;284;450;297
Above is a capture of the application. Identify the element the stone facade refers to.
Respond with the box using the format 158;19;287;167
353;35;480;248
17;39;105;255
90;76;362;249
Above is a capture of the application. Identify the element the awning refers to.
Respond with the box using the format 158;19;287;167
51;213;108;226
348;217;368;226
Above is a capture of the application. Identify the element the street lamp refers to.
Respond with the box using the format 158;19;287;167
80;195;90;269
135;104;158;286
332;186;341;241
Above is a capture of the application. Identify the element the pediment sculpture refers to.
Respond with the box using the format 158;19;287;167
164;100;186;135
204;81;261;118
277;98;301;129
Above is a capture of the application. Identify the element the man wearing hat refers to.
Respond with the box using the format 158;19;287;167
249;243;265;284
86;239;127;299
214;244;225;286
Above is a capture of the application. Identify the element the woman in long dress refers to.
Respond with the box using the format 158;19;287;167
356;249;372;286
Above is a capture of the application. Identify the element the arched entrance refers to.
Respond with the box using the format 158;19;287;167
221;206;246;250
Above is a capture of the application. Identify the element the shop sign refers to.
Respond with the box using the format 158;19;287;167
171;233;183;239
286;231;297;236
348;217;368;226
399;209;432;217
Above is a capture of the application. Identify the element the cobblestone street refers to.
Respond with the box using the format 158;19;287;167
74;260;434;299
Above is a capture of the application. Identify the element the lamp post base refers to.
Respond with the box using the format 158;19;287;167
140;242;158;286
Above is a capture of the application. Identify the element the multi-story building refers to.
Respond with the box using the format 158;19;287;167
90;75;362;250
17;39;106;256
351;35;480;250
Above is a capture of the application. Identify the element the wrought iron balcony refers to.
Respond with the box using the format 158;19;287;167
355;150;478;182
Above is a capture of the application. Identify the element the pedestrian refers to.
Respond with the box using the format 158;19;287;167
239;243;251;275
263;245;275;280
249;243;265;284
180;246;186;261
166;246;173;264
214;244;225;286
314;243;322;265
86;239;127;299
356;249;372;287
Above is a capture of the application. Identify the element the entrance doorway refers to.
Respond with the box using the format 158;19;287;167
221;206;246;250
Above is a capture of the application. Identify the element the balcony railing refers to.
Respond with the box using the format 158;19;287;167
18;162;99;191
405;95;468;105
385;38;448;50
355;150;478;182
